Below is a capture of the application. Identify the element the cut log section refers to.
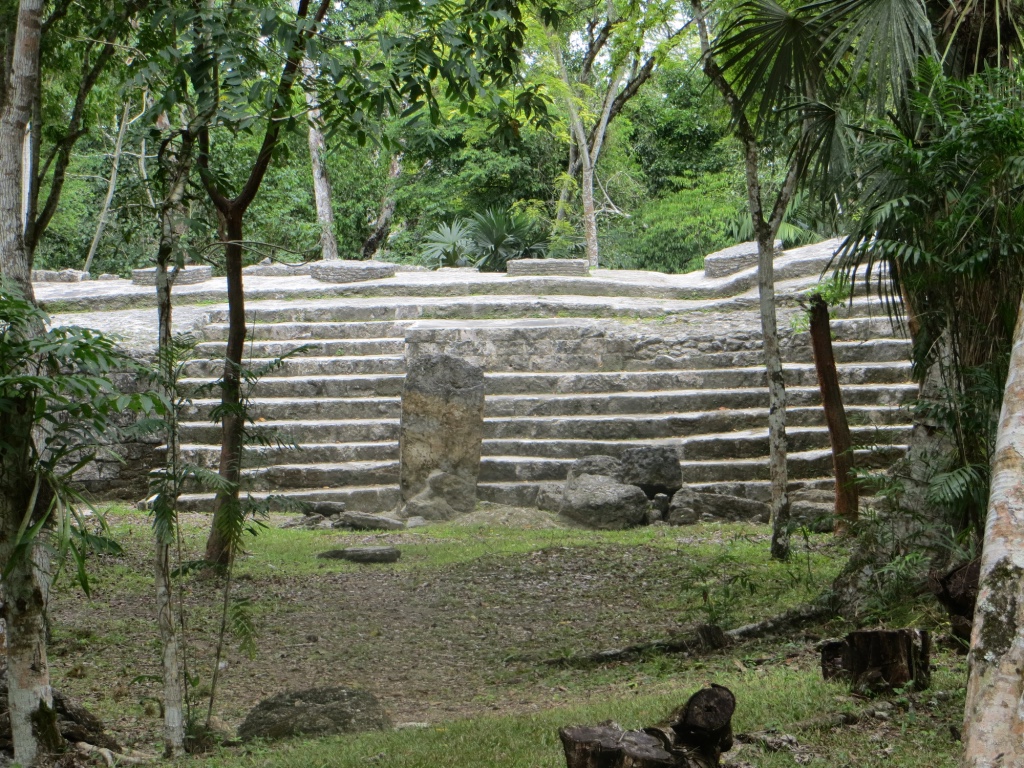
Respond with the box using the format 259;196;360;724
560;685;735;768
820;629;930;692
559;723;675;768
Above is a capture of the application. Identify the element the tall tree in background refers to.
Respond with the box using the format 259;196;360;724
543;0;688;266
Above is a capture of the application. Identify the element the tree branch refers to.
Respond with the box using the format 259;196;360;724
234;0;330;211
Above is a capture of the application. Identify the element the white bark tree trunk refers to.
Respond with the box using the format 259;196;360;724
84;102;131;274
152;127;192;758
0;0;42;301
962;291;1024;767
0;3;63;761
302;60;337;260
692;0;795;558
155;538;184;755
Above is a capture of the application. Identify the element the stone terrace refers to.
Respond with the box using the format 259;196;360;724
46;239;913;515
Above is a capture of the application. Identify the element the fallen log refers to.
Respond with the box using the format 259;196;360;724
560;685;735;768
545;625;727;668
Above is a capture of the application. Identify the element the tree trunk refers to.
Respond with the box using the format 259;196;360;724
303;60;337;261
0;3;65;764
755;217;790;560
154;539;184;756
152;129;192;757
0;0;43;302
0;402;64;767
204;209;246;567
362;153;402;259
808;294;858;532
580;159;599;267
963;291;1024;767
691;0;791;559
84;102;130;274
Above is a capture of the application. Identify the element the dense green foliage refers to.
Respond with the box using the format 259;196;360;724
837;66;1024;539
32;25;751;277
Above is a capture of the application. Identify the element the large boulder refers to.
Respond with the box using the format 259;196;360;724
399;354;485;520
238;687;391;741
618;445;683;498
666;489;770;525
561;473;649;530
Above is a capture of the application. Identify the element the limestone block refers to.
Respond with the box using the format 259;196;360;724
560;473;649;530
399;353;485;520
618;445;683;498
131;265;212;285
703;240;783;279
566;455;624;484
309;259;397;283
506;258;589;277
666;489;770;524
32;268;90;282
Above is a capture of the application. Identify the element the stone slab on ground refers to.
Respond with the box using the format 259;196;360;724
333;511;406;531
317;546;401;563
238;687;391;741
507;259;589;277
704;240;783;279
132;265;212;285
309;260;397;283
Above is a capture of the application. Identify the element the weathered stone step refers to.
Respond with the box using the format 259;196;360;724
177;485;401;514
485;383;916;418
184;336;909;377
177;441;398;468
178;374;406;398
181;354;405;379
201;320;412;342
181;382;914;425
679;424;911;460
681;446;906;483
236;461;400;491
205;296;694;325
183;397;402;422
178;419;399;445
177;403;903;447
192;338;406;358
483;362;911;395
633;339;910;372
482;405;904;441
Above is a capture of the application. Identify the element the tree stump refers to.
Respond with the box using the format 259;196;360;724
559;723;675;768
560;686;735;768
822;629;930;693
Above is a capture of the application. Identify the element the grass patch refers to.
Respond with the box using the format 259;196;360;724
46;507;961;766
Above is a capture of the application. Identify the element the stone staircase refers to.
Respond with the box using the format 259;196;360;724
174;243;914;514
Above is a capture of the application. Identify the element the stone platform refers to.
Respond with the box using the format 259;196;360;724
45;238;910;515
